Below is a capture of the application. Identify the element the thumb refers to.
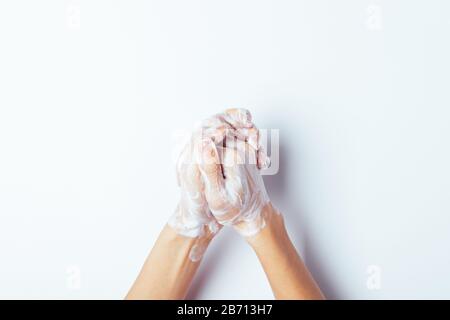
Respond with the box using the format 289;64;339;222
198;138;224;196
197;139;240;223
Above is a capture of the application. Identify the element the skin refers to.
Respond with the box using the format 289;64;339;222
126;225;215;300
126;203;324;300
127;109;324;299
246;203;325;300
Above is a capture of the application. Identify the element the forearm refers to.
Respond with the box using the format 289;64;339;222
246;204;325;300
126;224;212;300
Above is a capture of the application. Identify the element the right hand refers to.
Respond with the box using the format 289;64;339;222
198;111;277;237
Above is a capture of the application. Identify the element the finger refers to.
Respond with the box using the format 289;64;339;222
235;127;259;150
257;148;271;170
198;140;244;223
218;146;246;223
200;110;254;146
223;137;259;167
200;116;229;144
198;138;225;196
229;127;271;170
223;108;254;129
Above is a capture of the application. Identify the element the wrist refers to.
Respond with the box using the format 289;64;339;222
165;224;215;262
168;202;220;239
244;202;287;249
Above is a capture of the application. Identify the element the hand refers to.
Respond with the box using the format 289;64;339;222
168;131;221;246
169;108;275;240
198;109;279;237
200;108;270;170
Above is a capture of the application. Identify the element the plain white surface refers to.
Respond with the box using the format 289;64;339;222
1;0;450;299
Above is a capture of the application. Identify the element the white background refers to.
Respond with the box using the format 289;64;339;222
0;0;449;299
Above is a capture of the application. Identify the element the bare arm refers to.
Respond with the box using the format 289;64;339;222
126;225;213;300
246;204;325;300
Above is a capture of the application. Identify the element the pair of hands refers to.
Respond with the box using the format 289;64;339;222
127;108;325;300
169;109;277;248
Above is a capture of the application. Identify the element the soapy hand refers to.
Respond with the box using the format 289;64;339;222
169;108;276;241
199;136;274;237
129;109;323;300
200;108;270;171
199;109;277;237
168;130;220;239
